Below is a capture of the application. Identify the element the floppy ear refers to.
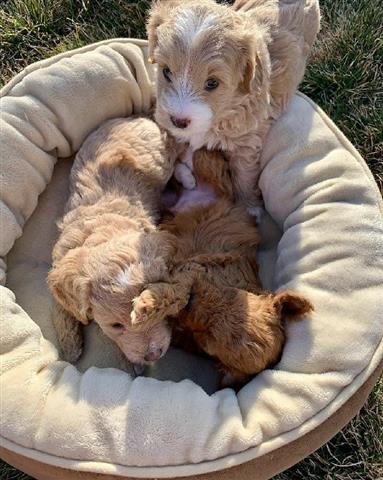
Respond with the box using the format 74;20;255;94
147;0;199;62
273;290;313;321
241;38;257;93
146;0;179;62
146;1;165;63
48;249;92;325
236;26;271;95
131;281;191;326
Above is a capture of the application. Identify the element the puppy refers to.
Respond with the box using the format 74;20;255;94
48;117;180;364
147;0;320;209
131;149;313;386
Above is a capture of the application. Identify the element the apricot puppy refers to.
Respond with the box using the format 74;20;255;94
131;149;313;386
147;0;320;209
48;117;179;364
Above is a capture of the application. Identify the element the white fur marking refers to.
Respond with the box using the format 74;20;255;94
164;92;213;146
175;9;217;45
116;264;143;288
160;9;217;144
117;268;131;287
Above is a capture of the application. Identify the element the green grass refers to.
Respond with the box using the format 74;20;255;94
0;0;382;479
300;0;383;192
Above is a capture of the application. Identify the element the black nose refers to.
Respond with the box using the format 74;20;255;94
170;116;190;129
144;347;163;362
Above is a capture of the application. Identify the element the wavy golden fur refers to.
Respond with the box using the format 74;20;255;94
48;117;181;364
147;0;320;207
133;149;313;386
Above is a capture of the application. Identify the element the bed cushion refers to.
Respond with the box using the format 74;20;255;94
1;38;382;479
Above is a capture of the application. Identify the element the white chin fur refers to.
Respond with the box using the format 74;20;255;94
160;93;212;148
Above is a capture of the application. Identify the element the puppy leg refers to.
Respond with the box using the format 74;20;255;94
228;150;264;211
174;145;196;189
182;146;195;170
174;162;196;190
52;300;84;363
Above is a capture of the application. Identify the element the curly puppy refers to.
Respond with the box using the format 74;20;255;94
131;149;313;386
147;0;320;210
48;117;180;364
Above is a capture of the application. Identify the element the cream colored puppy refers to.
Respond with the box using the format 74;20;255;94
48;117;179;364
147;0;320;210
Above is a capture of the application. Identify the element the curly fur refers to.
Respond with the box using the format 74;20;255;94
132;149;313;386
147;0;320;207
48;117;181;364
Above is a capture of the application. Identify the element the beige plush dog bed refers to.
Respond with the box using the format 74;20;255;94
1;39;383;480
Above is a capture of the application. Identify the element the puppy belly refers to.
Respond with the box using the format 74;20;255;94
171;183;218;214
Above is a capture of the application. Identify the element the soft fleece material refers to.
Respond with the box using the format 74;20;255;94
1;38;383;478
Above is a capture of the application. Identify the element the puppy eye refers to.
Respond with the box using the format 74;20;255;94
111;322;124;330
163;67;172;82
205;78;219;91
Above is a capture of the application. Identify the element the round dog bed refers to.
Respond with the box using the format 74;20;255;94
1;39;382;480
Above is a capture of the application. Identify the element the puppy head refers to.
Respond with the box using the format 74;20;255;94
179;281;313;382
49;232;174;364
147;0;270;148
129;276;193;340
90;265;172;365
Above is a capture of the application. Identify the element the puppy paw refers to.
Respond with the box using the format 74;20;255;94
131;289;156;325
182;146;195;170
174;163;196;190
131;306;148;325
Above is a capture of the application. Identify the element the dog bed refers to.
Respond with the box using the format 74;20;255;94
1;39;383;480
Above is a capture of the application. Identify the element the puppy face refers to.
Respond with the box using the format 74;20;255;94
49;232;174;365
90;262;172;365
91;305;171;365
148;0;265;148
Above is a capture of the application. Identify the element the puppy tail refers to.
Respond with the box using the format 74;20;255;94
274;290;314;321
